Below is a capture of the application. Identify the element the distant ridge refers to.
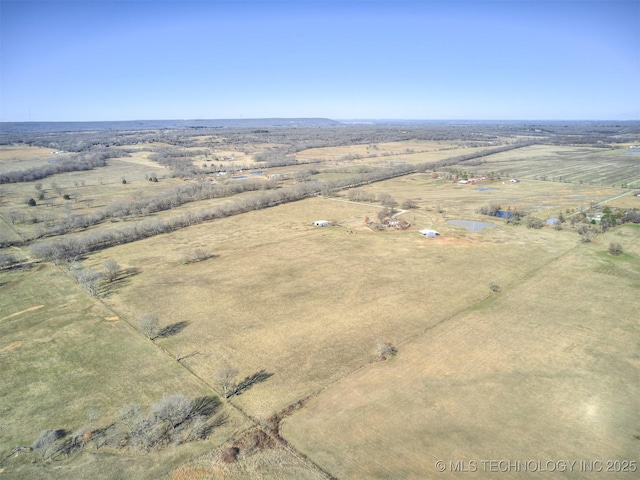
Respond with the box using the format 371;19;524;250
0;118;342;133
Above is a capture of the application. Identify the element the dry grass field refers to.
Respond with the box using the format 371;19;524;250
282;225;640;479
83;187;579;423
0;263;251;479
0;145;58;172
1;131;639;479
465;145;640;188
334;173;637;226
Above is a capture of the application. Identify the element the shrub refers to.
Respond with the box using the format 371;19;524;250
376;340;397;359
401;198;418;209
27;198;37;206
526;216;544;229
220;446;240;463
608;242;624;256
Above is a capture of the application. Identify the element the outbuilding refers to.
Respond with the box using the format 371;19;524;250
313;220;330;227
419;228;440;238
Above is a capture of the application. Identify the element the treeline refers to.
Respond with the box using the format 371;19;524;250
28;143;531;261
252;146;299;167
29;182;324;263
13;178;279;244
18;394;223;461
148;148;213;177
0;150;119;184
4;122;638;158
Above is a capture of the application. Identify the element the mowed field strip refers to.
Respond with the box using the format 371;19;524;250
282;225;640;479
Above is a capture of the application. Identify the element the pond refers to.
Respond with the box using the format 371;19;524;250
446;219;498;232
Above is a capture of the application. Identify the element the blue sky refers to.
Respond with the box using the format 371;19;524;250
1;0;639;121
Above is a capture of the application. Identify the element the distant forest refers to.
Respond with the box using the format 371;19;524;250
2;119;639;153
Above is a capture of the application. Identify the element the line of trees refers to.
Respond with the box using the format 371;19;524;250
6;177;279;245
23;394;224;461
0;150;120;184
28;143;533;260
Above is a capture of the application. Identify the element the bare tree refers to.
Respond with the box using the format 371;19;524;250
139;313;160;339
31;429;66;460
377;193;397;208
76;268;101;297
87;408;99;430
7;209;25;224
103;259;120;282
215;367;239;399
151;394;193;430
401;198;418;209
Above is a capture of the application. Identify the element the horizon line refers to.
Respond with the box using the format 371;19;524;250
2;118;639;124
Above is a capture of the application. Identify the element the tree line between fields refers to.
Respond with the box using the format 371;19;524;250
0;150;117;184
3;121;637;153
22;143;527;263
5;394;225;463
3;120;638;184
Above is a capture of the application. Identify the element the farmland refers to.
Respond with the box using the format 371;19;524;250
0;120;639;479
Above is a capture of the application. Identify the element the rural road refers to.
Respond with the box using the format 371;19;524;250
323;196;409;217
569;189;637;217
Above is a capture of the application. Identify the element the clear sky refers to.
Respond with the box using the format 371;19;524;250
1;0;639;121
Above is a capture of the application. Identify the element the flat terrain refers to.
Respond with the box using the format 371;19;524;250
282;225;640;479
1;129;639;479
465;145;640;188
90;182;581;420
0;264;250;479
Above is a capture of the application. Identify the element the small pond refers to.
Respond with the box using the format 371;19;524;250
447;219;498;232
477;187;498;191
250;171;264;174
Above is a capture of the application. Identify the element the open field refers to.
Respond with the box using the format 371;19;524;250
0;145;58;172
0;263;250;479
346;173;638;221
282;225;640;479
85;190;579;421
1;123;639;479
464;145;640;188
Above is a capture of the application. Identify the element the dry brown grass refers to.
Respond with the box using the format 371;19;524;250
282;225;640;479
3;140;637;479
89;191;578;421
172;444;329;480
0;145;56;172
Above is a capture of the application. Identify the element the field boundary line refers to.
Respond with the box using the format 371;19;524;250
69;268;337;480
278;238;582;434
